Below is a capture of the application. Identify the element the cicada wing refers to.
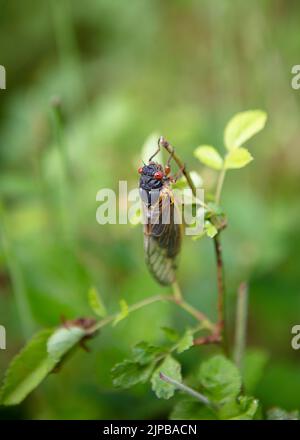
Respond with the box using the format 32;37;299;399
144;233;178;285
142;186;182;286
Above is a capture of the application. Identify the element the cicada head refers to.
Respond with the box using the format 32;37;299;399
138;162;167;191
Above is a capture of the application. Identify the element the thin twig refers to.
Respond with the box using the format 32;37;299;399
159;372;214;408
158;137;208;209
87;293;215;335
160;136;228;349
213;235;228;354
172;280;183;301
193;333;221;346
233;282;248;369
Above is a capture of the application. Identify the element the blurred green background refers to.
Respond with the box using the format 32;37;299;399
0;0;299;419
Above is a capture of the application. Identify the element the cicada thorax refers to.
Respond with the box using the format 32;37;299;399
139;162;182;286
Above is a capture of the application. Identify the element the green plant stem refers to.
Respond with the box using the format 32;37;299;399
87;294;216;335
159;372;214;408
172;280;182;301
233;282;248;369
215;167;226;205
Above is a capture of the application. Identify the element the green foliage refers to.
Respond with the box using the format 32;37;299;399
0;329;55;406
171;355;260;420
88;286;107;318
176;329;194;354
170;397;215;420
0;326;87;406
151;356;182;399
224;110;267;151
198;355;241;404
161;327;180;342
132;342;163;365
111;360;154;389
224;147;253;169
193;110;266;176
113;299;129;326
194;145;223;170
204;221;218;238
111;341;165;389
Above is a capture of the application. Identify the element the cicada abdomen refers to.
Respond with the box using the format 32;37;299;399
138;162;182;285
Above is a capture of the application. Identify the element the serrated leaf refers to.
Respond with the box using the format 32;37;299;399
0;329;55;406
88;286;107;318
194;145;223;170
224;148;253;169
177;329;194;354
132;341;164;365
224;110;267;150
151;355;182;399
267;407;299;420
170;397;216;420
111;359;154;389
161;327;180;342
205;221;218;238
199;355;241;404
47;326;86;361
113;299;129;326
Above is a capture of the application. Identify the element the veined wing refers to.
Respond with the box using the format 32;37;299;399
141;186;182;285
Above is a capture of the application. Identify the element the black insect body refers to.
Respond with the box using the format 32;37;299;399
138;160;182;285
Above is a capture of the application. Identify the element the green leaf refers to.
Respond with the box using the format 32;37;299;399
111;359;154;389
88;286;107;318
0;326;90;406
242;349;269;394
47;326;86;361
151;355;182;399
113;299;129;326
228;396;259;420
161;327;180;342
267;407;299;420
224;147;253;169
177;329;194;354
194;145;223;170
111;341;165;390
170;397;216;420
132;341;164;365
224;110;267;150
204;221;218;238
198;355;241;404
0;329;55;406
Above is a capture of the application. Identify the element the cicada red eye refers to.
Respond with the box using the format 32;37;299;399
138;167;143;174
154;171;164;180
164;165;171;175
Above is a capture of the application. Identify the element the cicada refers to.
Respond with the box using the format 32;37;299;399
138;140;182;285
